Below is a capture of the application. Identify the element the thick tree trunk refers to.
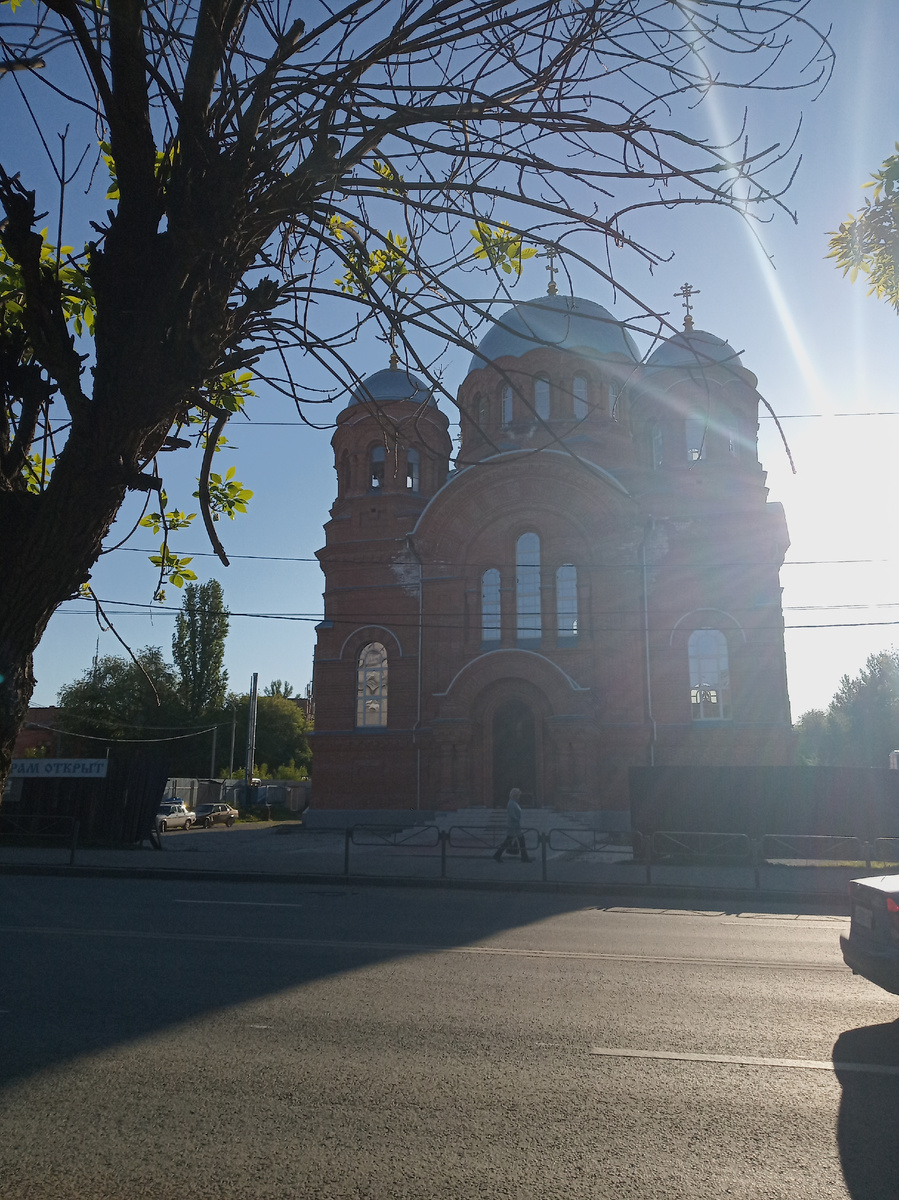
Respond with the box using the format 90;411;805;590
0;436;133;790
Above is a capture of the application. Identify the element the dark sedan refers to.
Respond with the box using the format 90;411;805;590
840;873;899;995
194;802;238;829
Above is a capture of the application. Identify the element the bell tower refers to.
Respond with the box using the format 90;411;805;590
311;366;452;808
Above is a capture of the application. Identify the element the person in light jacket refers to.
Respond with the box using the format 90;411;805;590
493;787;533;863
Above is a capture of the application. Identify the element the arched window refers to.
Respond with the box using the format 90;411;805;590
501;385;514;427
370;445;385;489
481;569;501;643
556;565;578;642
572;376;588;420
356;642;388;727
406;448;420;492
608;382;619;416
535;377;550;420
516;532;541;643
688;629;731;721
651;423;664;469
338;452;350;494
685;418;707;463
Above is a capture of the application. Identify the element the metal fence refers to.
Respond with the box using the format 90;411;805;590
1;816;893;892
0;812;80;864
330;824;894;888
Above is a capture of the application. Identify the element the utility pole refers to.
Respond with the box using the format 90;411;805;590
209;723;218;778
228;706;237;778
244;673;258;799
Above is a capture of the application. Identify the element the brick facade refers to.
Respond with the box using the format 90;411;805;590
310;297;794;811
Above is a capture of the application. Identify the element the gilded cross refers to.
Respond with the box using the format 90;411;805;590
545;245;559;296
674;282;700;331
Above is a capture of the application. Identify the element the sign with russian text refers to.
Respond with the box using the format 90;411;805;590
10;758;108;779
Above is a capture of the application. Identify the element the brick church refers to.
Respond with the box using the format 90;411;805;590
310;285;793;811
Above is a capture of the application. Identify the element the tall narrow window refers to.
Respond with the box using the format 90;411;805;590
516;532;541;643
556;565;578;643
535;377;550;420
406;448;420;491
476;394;488;430
370;445;385;489
651;423;664;469
608;382;619;416
722;409;741;457
572;376;588;420
688;629;731;721
356;642;388;727
685;418;707;462
501;386;514;427
481;569;501;643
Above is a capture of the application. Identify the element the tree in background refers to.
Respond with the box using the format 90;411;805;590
828;145;899;312
56;648;185;754
795;650;899;767
172;581;229;718
231;694;311;780
0;0;831;789
264;680;295;700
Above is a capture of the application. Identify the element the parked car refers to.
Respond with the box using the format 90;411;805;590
840;874;899;995
156;802;196;833
195;802;238;829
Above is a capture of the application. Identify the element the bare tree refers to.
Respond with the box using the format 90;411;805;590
0;0;830;787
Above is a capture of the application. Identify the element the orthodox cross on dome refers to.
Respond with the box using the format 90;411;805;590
674;281;700;331
387;324;399;370
545;245;559;296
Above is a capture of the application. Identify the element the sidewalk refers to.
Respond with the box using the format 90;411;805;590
0;818;857;907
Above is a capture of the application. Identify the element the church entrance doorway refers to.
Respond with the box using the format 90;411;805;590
492;699;536;806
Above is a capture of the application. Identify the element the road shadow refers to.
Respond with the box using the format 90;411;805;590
834;1020;899;1200
0;874;608;1090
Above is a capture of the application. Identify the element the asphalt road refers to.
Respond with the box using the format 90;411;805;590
1;876;896;1199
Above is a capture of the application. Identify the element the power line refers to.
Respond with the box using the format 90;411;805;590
111;545;897;568
27;721;218;744
48;597;899;633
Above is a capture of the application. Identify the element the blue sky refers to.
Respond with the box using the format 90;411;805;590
7;1;899;722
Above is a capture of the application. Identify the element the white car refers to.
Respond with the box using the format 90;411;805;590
156;802;196;832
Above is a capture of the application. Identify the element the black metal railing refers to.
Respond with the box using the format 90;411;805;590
1;813;889;893
0;812;80;864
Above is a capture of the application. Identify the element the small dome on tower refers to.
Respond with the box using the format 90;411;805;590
348;368;435;407
646;329;742;371
469;294;639;373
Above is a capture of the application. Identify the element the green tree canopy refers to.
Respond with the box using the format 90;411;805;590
795;650;899;767
56;647;185;751
264;680;295;700
231;694;311;779
828;145;899;313
172;580;230;717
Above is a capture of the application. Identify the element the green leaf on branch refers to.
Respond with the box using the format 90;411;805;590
470;222;537;276
149;546;197;598
333;225;409;294
828;144;899;313
372;159;404;196
194;466;253;521
139;493;196;536
0;234;95;335
22;452;54;493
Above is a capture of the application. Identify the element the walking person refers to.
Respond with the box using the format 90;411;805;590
493;787;533;863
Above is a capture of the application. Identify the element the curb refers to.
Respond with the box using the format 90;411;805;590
0;861;850;911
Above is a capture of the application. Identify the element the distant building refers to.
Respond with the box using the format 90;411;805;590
310;290;793;810
13;708;59;758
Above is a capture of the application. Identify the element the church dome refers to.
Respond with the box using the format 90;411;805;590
646;328;742;370
469;294;640;373
348;367;435;407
